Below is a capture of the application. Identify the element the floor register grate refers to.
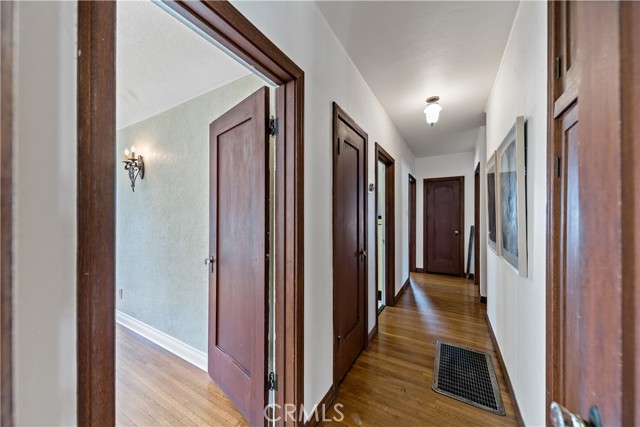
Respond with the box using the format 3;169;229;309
432;341;506;415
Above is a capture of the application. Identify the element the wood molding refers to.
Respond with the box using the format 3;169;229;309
367;324;378;344
480;296;487;304
78;1;305;425
0;2;14;424
77;2;117;424
416;268;425;273
374;142;396;310
408;173;417;273
303;385;336;427
395;277;410;304
486;315;524;427
116;311;207;371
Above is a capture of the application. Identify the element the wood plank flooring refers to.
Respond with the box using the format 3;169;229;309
322;273;518;427
116;324;248;426
116;273;516;426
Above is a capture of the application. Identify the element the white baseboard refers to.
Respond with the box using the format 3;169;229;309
116;310;207;372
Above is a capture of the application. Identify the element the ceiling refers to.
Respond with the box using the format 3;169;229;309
316;1;519;157
116;1;252;129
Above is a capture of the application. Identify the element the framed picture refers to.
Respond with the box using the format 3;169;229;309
497;116;527;277
486;152;499;253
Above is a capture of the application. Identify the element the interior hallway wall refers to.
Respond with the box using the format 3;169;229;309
231;1;417;413
13;2;78;425
414;151;475;273
116;75;265;353
484;1;547;425
473;127;487;297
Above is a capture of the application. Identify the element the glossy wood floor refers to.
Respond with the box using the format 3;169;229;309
116;324;248;426
323;273;518;427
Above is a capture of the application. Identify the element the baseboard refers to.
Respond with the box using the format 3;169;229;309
304;385;337;427
480;296;487;304
415;267;425;273
368;324;378;343
485;314;525;427
394;277;411;304
116;310;208;372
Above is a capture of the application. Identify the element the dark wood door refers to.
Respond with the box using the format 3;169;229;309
547;1;640;425
474;164;480;287
208;87;269;427
409;175;417;273
333;104;367;385
425;177;464;276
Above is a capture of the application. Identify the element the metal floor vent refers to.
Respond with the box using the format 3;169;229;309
432;341;505;415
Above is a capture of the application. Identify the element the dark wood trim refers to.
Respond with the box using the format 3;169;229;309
408;174;417;274
374;143;396;310
332;102;368;385
423;176;465;276
77;3;116;424
486;315;524;427
0;2;14;424
303;385;336;427
480;296;487;304
474;163;480;287
367;324;378;344
394;277;410;304
78;1;305;425
416;268;425;273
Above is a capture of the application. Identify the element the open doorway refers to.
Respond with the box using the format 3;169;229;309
77;1;304;425
114;2;276;425
375;143;395;309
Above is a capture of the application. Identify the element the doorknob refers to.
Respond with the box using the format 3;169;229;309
454;230;459;236
549;402;601;427
359;248;367;261
204;256;215;273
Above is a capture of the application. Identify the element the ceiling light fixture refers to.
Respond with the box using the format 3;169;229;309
424;96;442;127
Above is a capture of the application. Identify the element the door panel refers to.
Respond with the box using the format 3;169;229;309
425;178;464;275
209;87;269;427
333;105;367;385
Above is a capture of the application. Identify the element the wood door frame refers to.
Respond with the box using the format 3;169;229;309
77;2;305;425
474;164;480;287
332;102;368;386
546;2;640;424
374;143;395;309
0;1;14;424
423;176;465;276
408;174;417;274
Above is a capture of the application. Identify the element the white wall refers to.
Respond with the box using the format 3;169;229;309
415;151;475;272
13;1;78;425
116;75;265;353
473;127;487;297
231;1;416;413
485;2;547;425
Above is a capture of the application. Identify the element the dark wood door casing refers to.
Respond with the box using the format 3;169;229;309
77;1;305;426
374;143;395;309
474;164;480;287
424;177;464;276
332;103;368;387
409;174;417;274
208;87;269;426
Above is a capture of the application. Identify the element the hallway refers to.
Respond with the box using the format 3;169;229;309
324;273;518;426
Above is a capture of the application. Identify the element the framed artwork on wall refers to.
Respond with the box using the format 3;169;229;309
497;116;527;277
486;151;499;254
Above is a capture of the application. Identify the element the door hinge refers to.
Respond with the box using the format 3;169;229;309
267;372;278;391
556;156;561;178
555;56;563;79
268;116;279;137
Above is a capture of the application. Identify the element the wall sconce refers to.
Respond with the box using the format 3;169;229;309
424;96;443;127
123;146;144;192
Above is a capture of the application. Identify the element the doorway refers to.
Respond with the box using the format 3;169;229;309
375;143;396;308
424;177;464;276
332;103;368;387
474;164;480;287
77;1;305;425
409;174;417;274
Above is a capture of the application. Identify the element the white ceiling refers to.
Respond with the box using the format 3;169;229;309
116;0;252;129
316;1;519;157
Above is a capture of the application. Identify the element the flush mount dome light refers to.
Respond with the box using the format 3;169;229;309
424;96;442;127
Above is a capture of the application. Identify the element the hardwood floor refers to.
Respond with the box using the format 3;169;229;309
322;273;518;427
116;324;247;426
